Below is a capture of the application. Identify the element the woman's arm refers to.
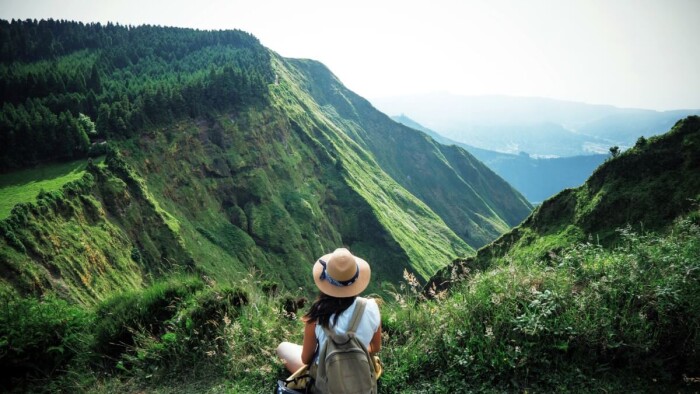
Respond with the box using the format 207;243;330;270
368;324;382;354
300;321;317;365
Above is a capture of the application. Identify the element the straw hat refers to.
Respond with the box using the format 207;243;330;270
312;248;371;298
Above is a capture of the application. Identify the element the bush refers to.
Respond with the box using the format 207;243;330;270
0;296;93;391
183;286;249;341
92;276;251;382
93;276;204;362
379;212;700;391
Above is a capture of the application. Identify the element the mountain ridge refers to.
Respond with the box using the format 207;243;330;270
0;19;530;303
393;114;608;203
286;59;532;247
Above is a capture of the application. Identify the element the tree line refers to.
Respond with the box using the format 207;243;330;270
0;19;274;171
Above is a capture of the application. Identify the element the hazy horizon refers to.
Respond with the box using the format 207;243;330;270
2;0;699;111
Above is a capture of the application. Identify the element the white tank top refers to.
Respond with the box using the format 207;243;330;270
314;297;381;363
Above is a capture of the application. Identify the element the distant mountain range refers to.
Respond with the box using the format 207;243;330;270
392;115;607;204
373;93;700;157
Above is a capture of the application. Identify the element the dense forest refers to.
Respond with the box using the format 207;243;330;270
0;19;273;171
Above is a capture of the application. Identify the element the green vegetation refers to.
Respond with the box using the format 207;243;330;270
431;115;700;284
0;275;256;392
269;55;474;278
0;157;103;219
2;19;699;393
285;58;532;248
0;19;272;170
2;210;698;392
0;152;194;303
1;18;529;299
381;212;700;392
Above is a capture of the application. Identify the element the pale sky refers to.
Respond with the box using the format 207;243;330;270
2;0;699;110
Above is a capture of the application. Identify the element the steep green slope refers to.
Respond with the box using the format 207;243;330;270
408;115;700;392
0;154;194;303
0;97;469;300
431;115;700;286
0;20;490;302
120;102;467;290
286;59;532;248
269;55;472;278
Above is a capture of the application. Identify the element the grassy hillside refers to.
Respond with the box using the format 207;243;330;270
0;152;194;303
400;117;700;391
0;157;104;219
288;59;532;248
431;115;700;288
387;208;700;392
1;20;496;304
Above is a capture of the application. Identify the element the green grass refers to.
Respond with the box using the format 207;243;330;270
271;55;473;280
3;210;698;393
377;212;700;392
0;157;104;219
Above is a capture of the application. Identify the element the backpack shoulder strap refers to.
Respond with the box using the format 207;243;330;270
347;297;367;334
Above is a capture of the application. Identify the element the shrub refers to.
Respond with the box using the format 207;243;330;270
93;276;204;363
0;296;93;390
183;286;249;341
379;211;700;391
260;280;279;296
92;276;251;383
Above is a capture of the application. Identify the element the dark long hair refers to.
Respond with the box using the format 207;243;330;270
303;292;356;329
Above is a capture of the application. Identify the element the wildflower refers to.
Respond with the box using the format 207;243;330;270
403;269;420;289
450;265;459;281
485;326;494;339
435;289;447;301
491;293;503;305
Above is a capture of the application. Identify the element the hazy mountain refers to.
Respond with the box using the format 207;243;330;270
373;93;700;157
393;115;607;203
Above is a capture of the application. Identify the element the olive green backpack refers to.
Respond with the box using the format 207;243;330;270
309;298;377;394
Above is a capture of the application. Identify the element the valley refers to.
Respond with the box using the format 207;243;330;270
393;115;608;204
